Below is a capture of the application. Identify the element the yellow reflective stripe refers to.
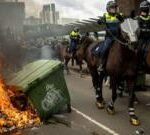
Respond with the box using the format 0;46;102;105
104;13;118;21
104;13;123;22
70;31;79;37
139;16;150;21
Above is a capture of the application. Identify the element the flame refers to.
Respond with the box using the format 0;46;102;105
0;77;40;133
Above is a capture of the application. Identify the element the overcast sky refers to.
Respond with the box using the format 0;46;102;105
25;0;109;19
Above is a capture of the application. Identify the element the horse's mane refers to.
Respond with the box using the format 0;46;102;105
81;36;94;50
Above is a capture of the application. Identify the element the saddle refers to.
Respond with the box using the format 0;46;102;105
92;41;105;57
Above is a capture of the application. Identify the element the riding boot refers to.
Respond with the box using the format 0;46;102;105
98;57;106;72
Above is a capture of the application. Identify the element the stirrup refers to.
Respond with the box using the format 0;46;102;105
97;64;104;72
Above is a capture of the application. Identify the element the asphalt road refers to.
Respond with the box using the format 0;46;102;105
8;45;150;135
65;71;150;135
16;69;150;135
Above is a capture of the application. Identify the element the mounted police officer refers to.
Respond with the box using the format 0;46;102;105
95;0;124;71
69;27;80;56
136;0;150;65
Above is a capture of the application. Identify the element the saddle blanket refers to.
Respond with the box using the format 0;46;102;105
92;41;104;57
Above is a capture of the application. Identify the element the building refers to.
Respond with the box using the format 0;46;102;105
41;5;51;24
24;16;42;25
51;3;56;24
40;3;59;25
13;0;42;18
0;1;25;38
55;11;60;24
59;18;79;25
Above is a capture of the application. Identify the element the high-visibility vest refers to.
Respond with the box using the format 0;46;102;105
70;31;80;38
138;15;150;38
139;15;150;21
104;13;122;31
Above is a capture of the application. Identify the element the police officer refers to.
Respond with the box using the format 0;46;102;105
69;27;80;55
97;0;124;71
136;1;150;54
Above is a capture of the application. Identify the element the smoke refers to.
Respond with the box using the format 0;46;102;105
0;38;57;81
41;45;55;60
17;0;42;17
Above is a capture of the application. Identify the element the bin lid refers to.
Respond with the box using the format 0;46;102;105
8;60;62;91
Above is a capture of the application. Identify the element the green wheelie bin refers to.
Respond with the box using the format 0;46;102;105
8;60;71;121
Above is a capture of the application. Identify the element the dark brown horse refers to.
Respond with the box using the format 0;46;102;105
76;18;140;126
142;44;150;73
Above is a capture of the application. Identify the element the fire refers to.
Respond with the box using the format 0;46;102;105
0;77;40;133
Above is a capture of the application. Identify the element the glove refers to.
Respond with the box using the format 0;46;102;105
97;17;105;25
116;13;124;22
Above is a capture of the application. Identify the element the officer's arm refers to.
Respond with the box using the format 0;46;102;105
97;15;106;25
116;13;125;22
77;33;81;39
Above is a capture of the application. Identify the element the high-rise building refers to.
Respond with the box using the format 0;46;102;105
0;1;25;38
55;11;59;24
51;3;56;24
40;3;59;24
43;5;51;24
15;0;42;17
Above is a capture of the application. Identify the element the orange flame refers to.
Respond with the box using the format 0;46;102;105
0;77;40;133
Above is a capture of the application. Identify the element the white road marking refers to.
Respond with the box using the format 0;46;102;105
72;107;119;135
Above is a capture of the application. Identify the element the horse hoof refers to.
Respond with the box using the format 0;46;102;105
106;105;115;115
134;97;140;105
130;116;140;126
134;100;140;105
96;101;105;109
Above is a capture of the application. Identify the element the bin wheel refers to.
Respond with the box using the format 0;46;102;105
67;104;72;113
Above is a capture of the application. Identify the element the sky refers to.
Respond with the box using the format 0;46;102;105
25;0;110;19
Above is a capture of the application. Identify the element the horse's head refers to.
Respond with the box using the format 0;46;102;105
79;36;87;45
75;36;94;64
120;18;139;48
80;36;94;45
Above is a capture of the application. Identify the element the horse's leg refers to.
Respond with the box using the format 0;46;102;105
89;66;105;109
104;76;110;87
134;93;140;105
64;58;70;74
117;80;125;97
98;70;106;106
79;63;83;77
106;76;117;114
127;80;140;126
71;58;74;66
71;52;74;66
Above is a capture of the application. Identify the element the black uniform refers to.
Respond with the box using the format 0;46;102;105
136;15;150;65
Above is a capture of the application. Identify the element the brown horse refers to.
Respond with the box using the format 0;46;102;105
76;18;140;125
55;42;71;73
56;40;82;74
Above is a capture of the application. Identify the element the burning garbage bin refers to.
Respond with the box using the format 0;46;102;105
8;60;71;121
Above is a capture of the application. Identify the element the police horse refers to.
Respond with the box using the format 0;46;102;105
76;18;141;125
